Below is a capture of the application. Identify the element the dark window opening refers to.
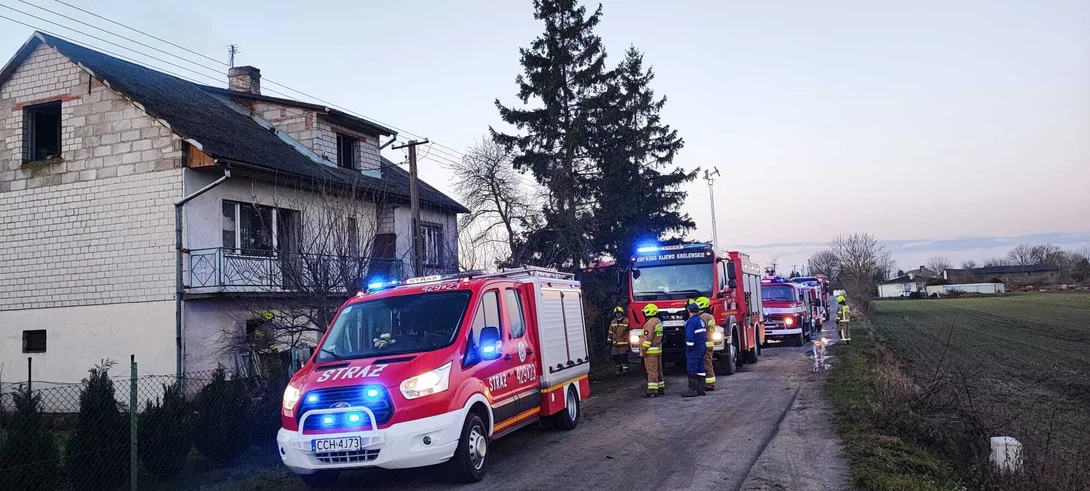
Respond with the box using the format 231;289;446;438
24;101;62;161
221;200;300;255
422;224;443;267
336;134;357;170
23;330;47;353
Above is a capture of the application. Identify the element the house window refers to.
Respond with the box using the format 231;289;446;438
23;330;47;353
422;224;443;267
336;134;357;170
345;217;359;256
24;101;62;161
222;201;299;255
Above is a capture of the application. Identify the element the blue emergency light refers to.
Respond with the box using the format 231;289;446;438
321;415;335;426
306;394;319;403
366;278;400;292
364;387;381;399
347;413;363;424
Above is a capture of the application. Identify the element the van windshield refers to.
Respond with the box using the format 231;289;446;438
631;263;714;300
316;291;471;362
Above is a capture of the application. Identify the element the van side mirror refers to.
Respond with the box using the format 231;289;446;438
728;279;737;289
726;262;737;281
478;326;503;361
631;268;641;280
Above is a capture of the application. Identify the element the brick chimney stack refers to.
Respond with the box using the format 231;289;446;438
228;66;261;95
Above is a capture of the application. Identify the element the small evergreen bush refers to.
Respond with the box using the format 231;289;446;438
138;383;192;479
0;385;61;491
66;361;129;491
192;368;251;463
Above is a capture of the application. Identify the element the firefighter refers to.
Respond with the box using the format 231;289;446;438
836;296;852;345
608;306;631;375
639;304;665;397
681;300;708;398
694;297;718;391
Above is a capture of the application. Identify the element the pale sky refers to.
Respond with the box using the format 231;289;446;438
2;0;1088;269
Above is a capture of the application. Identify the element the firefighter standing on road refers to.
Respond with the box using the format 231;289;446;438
682;300;708;398
608;306;631;375
836;295;852;345
696;297;718;391
640;304;665;397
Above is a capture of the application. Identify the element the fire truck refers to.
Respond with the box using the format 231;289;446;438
790;275;831;321
278;267;591;486
761;276;816;346
625;243;765;375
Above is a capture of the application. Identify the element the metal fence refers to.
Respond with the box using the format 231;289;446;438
0;358;286;490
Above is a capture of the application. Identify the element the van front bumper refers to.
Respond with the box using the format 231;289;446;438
278;407;465;474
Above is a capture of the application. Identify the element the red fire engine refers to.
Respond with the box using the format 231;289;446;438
790;275;831;321
625;243;765;375
761;276;817;346
278;267;591;485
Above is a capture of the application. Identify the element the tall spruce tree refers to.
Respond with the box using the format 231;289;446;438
492;0;613;268
594;47;695;265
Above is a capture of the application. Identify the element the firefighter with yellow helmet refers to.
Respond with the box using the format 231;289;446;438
608;306;631;375
695;297;719;391
836;295;852;344
640;303;665;397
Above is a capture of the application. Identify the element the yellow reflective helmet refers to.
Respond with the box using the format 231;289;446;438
837;295;846;304
642;304;659;316
613;306;625;314
695;297;711;310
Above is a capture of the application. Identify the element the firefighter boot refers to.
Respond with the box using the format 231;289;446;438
681;377;699;398
657;386;665;396
697;378;707;396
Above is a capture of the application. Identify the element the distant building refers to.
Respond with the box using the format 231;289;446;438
925;283;1005;297
943;264;1060;285
877;274;928;298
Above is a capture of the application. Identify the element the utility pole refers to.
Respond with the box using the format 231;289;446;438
392;139;430;276
227;44;239;67
704;168;721;251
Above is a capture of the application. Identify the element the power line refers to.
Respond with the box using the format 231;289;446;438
39;0;468;161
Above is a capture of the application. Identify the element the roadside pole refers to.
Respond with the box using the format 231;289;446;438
704;168;721;250
130;354;138;491
392;139;429;276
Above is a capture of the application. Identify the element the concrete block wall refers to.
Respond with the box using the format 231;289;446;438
0;43;183;310
247;100;381;174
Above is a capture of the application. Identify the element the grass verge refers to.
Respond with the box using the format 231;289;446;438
827;326;964;491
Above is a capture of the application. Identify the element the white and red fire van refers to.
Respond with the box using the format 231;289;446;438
760;277;814;346
277;267;591;486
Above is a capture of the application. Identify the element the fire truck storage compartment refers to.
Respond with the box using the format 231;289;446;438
533;281;590;388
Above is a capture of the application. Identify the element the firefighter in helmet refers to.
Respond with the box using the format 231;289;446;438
640;304;665;397
608;306;631;375
682;300;708;397
836;296;852;344
695;296;719;391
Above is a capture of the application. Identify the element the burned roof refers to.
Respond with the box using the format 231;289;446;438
3;32;466;213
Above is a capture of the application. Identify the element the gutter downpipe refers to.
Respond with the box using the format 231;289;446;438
175;163;231;378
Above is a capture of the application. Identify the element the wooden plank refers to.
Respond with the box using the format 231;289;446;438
187;145;215;168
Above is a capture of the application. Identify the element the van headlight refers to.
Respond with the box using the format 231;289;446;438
282;384;301;411
629;333;641;344
712;331;724;342
400;362;452;399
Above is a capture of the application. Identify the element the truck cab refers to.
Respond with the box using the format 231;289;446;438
624;244;764;375
277;267;590;486
760;277;813;346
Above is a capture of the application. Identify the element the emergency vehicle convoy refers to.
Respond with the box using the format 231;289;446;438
278;267;591;486
760;276;817;346
790;275;831;321
625;243;765;374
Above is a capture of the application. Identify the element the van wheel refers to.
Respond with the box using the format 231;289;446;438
448;412;488;483
299;470;339;488
553;386;580;430
793;332;805;347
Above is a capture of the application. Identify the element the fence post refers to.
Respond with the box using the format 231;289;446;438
26;356;31;392
130;354;138;491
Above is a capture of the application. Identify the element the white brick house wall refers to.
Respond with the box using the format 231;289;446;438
247;100;381;174
0;44;183;310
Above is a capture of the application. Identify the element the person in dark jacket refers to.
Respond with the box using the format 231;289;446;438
681;300;708;397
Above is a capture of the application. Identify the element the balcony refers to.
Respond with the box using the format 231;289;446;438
185;247;404;294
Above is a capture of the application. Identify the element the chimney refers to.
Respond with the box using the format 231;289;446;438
228;66;261;95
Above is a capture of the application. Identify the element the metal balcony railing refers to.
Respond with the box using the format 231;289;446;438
185;247;404;293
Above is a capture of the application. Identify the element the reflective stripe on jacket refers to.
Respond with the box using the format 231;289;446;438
609;319;630;346
837;305;851;322
700;312;716;348
640;317;663;355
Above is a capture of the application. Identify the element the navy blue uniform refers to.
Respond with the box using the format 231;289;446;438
684;314;708;377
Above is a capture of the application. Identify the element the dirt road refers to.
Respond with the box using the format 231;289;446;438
248;317;852;491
